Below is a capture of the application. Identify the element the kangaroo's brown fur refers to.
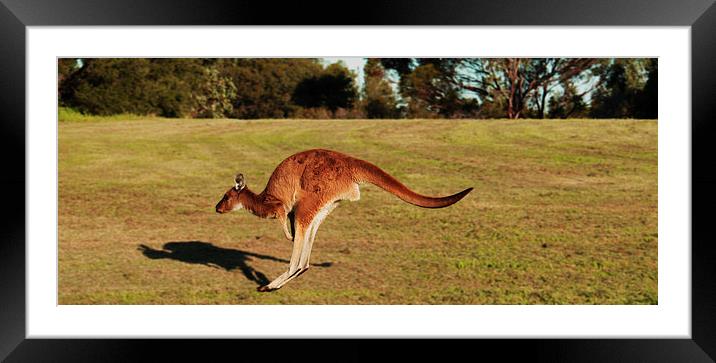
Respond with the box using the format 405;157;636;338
215;149;473;292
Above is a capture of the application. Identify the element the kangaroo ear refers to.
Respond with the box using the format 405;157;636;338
234;173;245;190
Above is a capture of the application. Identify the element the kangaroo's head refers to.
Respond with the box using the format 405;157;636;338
215;173;247;214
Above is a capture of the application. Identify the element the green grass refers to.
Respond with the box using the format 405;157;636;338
58;117;657;304
59;106;151;122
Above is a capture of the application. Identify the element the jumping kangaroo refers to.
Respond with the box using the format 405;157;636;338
215;149;473;292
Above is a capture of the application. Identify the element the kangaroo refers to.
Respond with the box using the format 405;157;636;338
215;149;473;292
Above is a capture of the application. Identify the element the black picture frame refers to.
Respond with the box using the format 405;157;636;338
1;0;714;361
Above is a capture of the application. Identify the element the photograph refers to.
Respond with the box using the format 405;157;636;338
3;0;712;357
57;57;658;305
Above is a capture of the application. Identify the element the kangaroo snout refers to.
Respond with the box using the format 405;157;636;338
215;203;229;214
215;201;227;214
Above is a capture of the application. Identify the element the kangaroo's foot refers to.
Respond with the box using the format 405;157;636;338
257;266;309;292
257;285;278;292
272;266;311;290
258;270;289;292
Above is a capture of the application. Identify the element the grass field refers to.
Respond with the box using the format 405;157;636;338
58;117;657;304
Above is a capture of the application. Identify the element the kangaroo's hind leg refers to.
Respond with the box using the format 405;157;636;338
264;199;322;290
258;219;307;292
299;202;337;269
273;201;337;289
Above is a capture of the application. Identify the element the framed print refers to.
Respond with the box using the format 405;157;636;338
2;0;715;361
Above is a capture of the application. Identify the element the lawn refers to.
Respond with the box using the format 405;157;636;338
58;117;657;304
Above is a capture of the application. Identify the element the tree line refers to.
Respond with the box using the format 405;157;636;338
58;57;657;119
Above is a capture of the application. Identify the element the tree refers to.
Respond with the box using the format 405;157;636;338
58;58;79;103
634;58;657;119
378;58;466;118
61;58;155;115
292;61;358;115
401;64;444;117
460;58;598;119
379;58;414;76
362;59;398;118
546;80;589;119
60;58;206;117
589;58;656;119
220;58;324;118
191;66;237;118
590;60;634;118
143;59;205;117
400;60;465;118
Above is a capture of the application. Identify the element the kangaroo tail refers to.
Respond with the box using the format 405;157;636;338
351;158;473;209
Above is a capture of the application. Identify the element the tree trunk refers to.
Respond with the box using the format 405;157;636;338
538;85;548;119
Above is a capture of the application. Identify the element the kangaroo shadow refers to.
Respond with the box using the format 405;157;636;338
138;241;332;287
